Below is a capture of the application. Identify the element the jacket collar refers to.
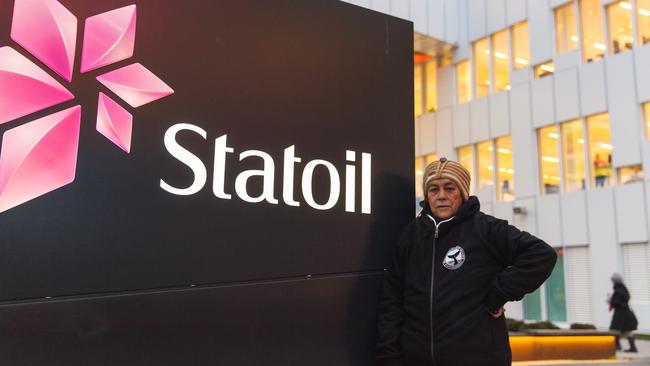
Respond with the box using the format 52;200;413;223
419;196;480;238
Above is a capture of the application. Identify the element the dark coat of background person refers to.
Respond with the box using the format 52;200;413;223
376;197;557;366
610;283;638;332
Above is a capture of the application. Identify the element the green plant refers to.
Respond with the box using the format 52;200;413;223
635;333;650;341
570;323;596;330
523;321;560;330
506;318;525;332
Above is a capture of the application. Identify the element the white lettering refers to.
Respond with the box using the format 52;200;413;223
161;124;372;214
212;134;234;199
160;123;207;195
234;150;279;204
301;160;340;210
345;150;355;213
361;152;372;214
283;146;301;207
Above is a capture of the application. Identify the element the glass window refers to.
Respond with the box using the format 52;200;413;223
639;0;650;45
425;60;437;113
512;21;530;70
457;145;475;193
415;156;424;201
618;165;644;184
456;60;471;104
546;248;567;322
492;30;510;92
587;113;613;188
539;125;561;194
562;119;586;192
523;287;543;321
534;61;555;78
607;1;633;54
477;140;494;189
425;153;438;166
644;102;650;140
414;63;423;117
473;38;490;98
496;136;515;201
416;153;439;202
580;0;606;62
555;3;579;54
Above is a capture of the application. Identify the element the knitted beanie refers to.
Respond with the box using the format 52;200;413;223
422;157;471;201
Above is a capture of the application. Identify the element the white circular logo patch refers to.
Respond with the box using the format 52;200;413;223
443;246;465;270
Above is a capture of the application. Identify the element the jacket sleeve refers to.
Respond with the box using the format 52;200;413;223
481;217;558;313
610;291;624;308
375;229;408;365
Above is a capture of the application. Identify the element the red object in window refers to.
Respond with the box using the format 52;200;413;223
414;52;431;64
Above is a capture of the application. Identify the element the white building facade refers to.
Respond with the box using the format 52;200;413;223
341;0;650;332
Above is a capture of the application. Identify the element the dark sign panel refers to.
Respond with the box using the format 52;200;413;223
0;0;413;364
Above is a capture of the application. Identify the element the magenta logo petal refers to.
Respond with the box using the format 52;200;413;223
80;5;137;73
10;0;78;82
97;63;174;108
1;1;173;213
0;106;81;213
97;93;133;153
0;46;74;125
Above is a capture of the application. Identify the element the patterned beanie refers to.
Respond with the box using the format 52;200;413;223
423;157;471;201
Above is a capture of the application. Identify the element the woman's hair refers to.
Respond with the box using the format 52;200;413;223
610;272;623;284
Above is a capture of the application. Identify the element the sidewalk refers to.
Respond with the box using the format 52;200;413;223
513;340;650;366
615;339;650;363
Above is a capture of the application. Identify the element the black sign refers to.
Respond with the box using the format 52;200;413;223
0;0;413;364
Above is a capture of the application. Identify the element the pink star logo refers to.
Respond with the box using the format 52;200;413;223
0;0;174;213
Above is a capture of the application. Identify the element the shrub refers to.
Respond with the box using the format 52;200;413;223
570;323;596;330
506;318;525;332
524;321;560;330
506;318;560;331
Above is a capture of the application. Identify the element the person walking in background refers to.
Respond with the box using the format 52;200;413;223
375;157;557;366
609;273;638;352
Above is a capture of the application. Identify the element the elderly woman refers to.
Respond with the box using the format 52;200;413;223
609;273;638;352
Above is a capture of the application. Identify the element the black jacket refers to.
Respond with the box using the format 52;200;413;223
609;282;638;332
376;197;557;366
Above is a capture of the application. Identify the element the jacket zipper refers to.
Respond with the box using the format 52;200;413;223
426;215;454;365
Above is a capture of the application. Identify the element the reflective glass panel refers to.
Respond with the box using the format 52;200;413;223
496;136;515;201
414;63;423;116
512;22;530;70
493;30;510;92
555;3;579;54
587;113;612;188
645;102;650;140
546;249;567;322
456;60;471;104
425;153;438;166
534;61;555;78
539;125;561;194
618;165;644;184
415;156;424;200
457;145;475;193
562;119;586;192
639;0;650;45
580;0;606;62
607;1;633;54
425;60;437;113
473;38;490;98
523;288;542;321
477;140;494;189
